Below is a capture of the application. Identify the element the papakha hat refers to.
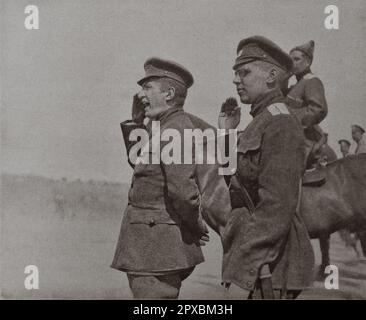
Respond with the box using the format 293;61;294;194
290;40;315;61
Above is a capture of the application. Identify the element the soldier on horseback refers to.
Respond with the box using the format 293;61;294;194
285;41;328;169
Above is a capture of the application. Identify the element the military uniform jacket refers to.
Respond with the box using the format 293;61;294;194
286;70;327;128
356;135;366;155
111;107;217;274
222;90;315;291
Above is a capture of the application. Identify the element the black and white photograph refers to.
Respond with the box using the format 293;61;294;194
1;0;366;303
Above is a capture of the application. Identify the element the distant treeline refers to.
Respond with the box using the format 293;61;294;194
2;174;129;220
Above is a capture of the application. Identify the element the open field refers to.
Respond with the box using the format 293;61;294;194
1;174;365;299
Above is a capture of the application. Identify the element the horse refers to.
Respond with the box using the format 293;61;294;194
301;154;366;273
300;155;366;236
306;141;344;274
196;153;366;273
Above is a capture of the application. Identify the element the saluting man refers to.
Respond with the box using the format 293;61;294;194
111;58;220;299
286;41;328;168
219;36;314;299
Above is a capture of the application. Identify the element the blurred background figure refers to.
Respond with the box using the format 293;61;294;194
352;124;366;155
338;139;351;158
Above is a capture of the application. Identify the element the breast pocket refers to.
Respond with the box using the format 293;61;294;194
236;135;261;183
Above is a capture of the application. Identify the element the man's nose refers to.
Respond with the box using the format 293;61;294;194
233;74;241;85
137;90;145;100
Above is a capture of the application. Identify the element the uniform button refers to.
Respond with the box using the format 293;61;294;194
249;269;256;276
149;219;156;227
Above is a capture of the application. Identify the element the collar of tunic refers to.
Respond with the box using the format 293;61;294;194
146;107;183;135
250;89;284;118
296;68;312;82
155;106;183;123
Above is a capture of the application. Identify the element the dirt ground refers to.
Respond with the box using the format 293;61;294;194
1;175;365;300
1;211;365;300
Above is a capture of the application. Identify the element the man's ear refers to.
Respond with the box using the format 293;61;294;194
165;86;176;102
266;68;277;86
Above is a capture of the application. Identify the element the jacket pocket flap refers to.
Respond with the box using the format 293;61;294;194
237;134;261;154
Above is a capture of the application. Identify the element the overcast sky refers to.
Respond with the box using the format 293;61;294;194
2;0;366;182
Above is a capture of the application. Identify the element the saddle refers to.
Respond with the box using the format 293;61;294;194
302;167;326;187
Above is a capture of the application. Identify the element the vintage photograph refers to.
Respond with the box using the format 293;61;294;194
1;0;366;300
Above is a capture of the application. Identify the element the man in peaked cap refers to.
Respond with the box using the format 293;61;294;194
352;124;366;155
111;57;231;299
218;36;314;299
286;40;328;169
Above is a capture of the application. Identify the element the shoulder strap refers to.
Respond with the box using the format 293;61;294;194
267;103;290;116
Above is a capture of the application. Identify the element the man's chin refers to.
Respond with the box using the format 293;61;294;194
145;111;160;120
238;95;250;104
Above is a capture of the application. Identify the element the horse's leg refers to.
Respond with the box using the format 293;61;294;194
350;234;361;258
357;230;366;258
339;229;351;247
318;234;330;275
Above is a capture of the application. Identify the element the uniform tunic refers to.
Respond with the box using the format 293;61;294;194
286;70;328;165
355;135;366;155
222;90;315;291
111;107;216;274
286;70;327;128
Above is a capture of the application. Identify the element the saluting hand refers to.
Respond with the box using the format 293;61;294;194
218;97;241;130
131;94;145;125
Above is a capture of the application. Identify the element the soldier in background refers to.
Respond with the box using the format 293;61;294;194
352;124;366;155
286;41;328;168
338;139;351;158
